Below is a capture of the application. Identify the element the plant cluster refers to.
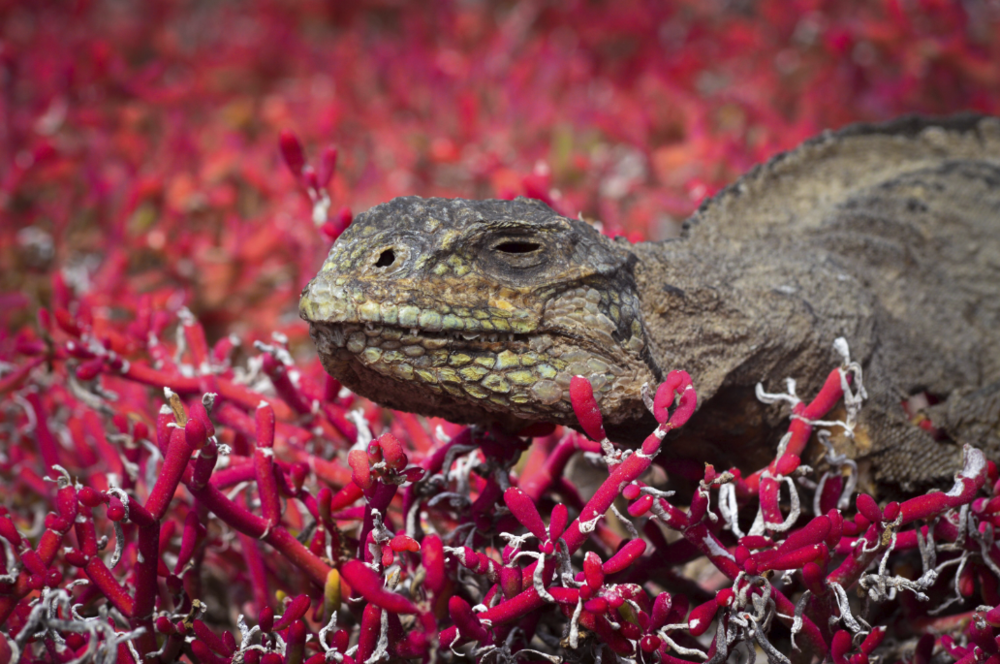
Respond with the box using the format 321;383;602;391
3;1;1000;662
2;287;999;664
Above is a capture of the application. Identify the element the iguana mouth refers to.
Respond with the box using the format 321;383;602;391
308;315;622;417
314;320;531;352
360;321;529;345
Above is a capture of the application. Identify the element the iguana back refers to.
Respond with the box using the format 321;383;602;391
635;114;1000;490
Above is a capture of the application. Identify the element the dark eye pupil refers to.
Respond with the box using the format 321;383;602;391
375;249;396;267
496;241;540;254
375;249;395;267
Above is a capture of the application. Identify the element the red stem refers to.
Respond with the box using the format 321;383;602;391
519;433;600;501
561;428;664;554
84;557;135;617
145;426;195;521
25;391;62;474
255;403;282;527
238;528;272;612
130;523;160;656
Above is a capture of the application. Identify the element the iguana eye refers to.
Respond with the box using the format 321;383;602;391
486;237;548;272
495;240;541;254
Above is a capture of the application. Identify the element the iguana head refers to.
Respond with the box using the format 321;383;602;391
300;196;660;434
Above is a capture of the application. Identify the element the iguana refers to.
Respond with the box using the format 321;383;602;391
299;114;1000;493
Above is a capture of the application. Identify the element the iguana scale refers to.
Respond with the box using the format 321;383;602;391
299;114;1000;493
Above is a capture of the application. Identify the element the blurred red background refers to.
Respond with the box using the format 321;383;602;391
3;0;999;350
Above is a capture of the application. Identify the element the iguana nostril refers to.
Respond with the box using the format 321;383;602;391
375;248;396;267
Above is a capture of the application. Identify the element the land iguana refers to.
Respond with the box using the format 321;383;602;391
299;115;1000;494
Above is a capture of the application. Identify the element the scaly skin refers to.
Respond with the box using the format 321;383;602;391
301;115;1000;493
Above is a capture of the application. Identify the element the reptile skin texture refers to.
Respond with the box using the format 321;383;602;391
300;115;1000;494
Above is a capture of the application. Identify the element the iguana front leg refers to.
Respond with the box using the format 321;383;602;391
851;392;964;495
924;381;1000;464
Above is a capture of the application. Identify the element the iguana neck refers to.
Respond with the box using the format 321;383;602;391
626;236;830;466
630;236;851;405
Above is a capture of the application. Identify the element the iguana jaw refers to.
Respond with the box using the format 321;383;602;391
302;292;657;430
